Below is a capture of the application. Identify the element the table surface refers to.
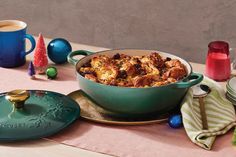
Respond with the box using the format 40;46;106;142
0;37;234;157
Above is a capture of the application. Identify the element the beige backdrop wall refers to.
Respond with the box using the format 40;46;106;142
1;0;236;63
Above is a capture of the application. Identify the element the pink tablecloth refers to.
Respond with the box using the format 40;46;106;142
1;62;235;157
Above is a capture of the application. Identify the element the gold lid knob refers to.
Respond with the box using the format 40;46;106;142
5;90;30;109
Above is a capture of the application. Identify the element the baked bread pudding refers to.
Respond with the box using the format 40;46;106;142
78;52;187;87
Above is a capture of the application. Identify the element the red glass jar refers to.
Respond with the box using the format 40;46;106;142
205;41;231;81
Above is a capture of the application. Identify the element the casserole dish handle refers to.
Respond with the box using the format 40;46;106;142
174;73;203;88
67;50;93;65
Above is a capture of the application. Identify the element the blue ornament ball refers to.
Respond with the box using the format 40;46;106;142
47;38;72;64
168;114;183;129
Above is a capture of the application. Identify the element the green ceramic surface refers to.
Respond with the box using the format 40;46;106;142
68;49;203;116
0;90;80;141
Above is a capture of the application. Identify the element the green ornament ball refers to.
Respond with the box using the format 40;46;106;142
46;67;58;79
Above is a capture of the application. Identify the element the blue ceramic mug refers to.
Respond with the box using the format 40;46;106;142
0;20;36;68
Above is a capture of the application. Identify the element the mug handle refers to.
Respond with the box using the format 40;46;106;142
24;34;36;55
67;50;93;65
174;73;203;88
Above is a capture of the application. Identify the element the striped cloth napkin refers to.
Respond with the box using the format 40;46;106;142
181;77;236;150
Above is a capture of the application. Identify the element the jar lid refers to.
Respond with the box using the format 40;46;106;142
0;90;80;141
208;41;229;55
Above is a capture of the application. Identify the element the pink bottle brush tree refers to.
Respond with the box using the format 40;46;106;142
33;33;48;74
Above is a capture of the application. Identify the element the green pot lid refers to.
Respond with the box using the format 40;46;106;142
0;90;80;141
